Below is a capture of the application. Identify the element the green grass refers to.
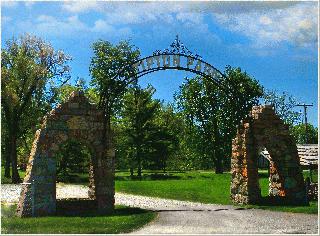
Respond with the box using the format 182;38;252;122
244;201;318;214
1;203;157;234
1;167;26;184
116;171;232;204
1;167;318;214
115;170;318;214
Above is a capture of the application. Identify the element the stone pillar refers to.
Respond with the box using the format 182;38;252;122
231;119;259;204
231;105;308;205
16;90;116;217
17;129;56;217
88;163;95;199
93;146;115;213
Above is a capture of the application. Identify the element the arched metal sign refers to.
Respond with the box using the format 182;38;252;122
131;53;224;82
99;35;239;114
125;35;228;88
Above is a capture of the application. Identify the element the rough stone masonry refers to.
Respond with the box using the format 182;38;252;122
230;105;307;205
16;91;115;217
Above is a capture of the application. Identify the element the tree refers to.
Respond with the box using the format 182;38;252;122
120;85;160;177
147;103;179;172
175;66;263;173
55;139;91;182
290;123;318;144
218;66;264;170
89;40;140;138
1;34;71;183
262;89;301;126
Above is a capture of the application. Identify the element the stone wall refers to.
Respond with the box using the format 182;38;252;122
16;91;115;217
231;105;307;205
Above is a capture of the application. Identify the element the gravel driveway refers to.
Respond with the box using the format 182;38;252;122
1;184;318;234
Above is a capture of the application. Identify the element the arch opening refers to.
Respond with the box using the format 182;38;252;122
231;105;308;206
16;91;115;217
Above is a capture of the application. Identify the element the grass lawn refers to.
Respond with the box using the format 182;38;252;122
1;202;157;234
1;167;318;214
115;170;318;214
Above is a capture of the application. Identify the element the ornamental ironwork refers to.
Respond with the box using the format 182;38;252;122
153;35;202;59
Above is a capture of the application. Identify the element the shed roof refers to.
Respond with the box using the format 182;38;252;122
297;144;318;166
260;144;318;167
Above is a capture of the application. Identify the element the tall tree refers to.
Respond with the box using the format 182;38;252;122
175;66;263;173
89;40;140;139
262;89;302;126
120;85;160;177
1;34;71;183
290;123;318;144
151;104;180;172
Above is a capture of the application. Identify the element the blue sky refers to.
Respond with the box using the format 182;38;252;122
1;1;318;126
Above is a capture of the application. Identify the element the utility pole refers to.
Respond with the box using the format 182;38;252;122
296;103;313;143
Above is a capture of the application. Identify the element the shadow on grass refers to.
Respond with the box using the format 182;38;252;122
56;174;89;184
56;199;151;217
57;173;186;183
258;172;269;178
254;196;310;207
115;173;184;181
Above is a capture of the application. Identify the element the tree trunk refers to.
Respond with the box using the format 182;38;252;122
4;137;11;178
5;152;11;178
9;133;21;183
214;157;224;174
213;116;223;174
137;159;142;178
137;146;142;178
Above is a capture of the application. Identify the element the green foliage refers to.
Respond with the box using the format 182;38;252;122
174;66;263;172
116;85;178;175
55;80;99;105
89;40;140;119
262;89;302;126
1;33;71;183
1;204;156;234
150;104;181;171
290;123;318;144
55;140;91;182
115;94;190;173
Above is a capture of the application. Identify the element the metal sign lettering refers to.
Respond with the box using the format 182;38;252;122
133;54;220;79
123;35;229;89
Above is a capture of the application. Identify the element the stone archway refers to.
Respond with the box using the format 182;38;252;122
231;105;307;205
16;91;115;217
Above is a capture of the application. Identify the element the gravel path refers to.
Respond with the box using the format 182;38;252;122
1;184;318;234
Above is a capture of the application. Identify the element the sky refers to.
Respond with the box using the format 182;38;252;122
1;1;318;126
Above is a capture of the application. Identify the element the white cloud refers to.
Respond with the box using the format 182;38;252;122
92;19;114;32
62;2;214;42
1;1;19;8
34;14;88;36
213;2;318;48
259;16;272;25
59;1;316;50
62;1;99;13
24;1;35;8
1;16;12;24
16;14;132;39
61;1;208;27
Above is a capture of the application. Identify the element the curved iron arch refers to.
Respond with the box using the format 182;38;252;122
117;53;238;96
99;36;242;114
